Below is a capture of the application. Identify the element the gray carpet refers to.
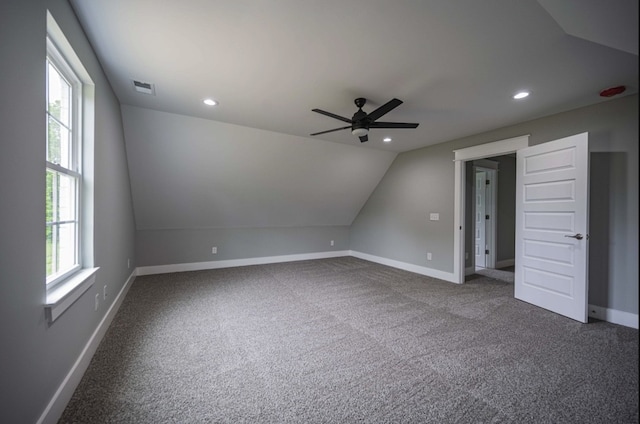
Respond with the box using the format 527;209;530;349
59;257;639;423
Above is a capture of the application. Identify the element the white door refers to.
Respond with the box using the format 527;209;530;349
475;171;487;268
515;132;589;322
475;167;497;270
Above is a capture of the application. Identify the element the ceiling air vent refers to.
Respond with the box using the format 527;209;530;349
132;79;155;95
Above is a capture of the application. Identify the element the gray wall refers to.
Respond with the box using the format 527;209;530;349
137;226;349;266
495;155;516;263
0;1;136;422
351;94;638;315
351;141;456;268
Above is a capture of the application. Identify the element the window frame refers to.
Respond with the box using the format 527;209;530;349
44;11;98;323
46;37;83;288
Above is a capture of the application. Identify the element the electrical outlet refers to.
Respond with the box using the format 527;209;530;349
212;247;217;254
427;252;432;261
330;240;334;246
103;285;107;300
94;293;99;311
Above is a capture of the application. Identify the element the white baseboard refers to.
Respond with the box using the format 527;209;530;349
588;304;639;329
136;250;351;276
136;250;457;283
349;250;457;283
37;270;137;424
495;258;515;269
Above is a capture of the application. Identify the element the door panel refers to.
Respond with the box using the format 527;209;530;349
523;212;574;231
524;180;575;201
515;133;589;322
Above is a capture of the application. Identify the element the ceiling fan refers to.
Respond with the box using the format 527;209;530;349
310;97;419;142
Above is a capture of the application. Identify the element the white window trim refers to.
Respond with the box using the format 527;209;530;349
45;11;97;323
45;267;99;322
46;46;82;288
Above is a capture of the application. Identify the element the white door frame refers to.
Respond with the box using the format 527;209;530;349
453;135;530;284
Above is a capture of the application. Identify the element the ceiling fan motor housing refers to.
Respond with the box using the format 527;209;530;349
352;111;369;130
310;97;419;142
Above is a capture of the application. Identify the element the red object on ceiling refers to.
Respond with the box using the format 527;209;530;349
599;85;626;97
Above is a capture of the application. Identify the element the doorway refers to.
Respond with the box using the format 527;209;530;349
452;135;529;284
453;133;591;322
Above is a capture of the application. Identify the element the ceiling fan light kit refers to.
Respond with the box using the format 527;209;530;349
351;127;368;137
310;97;419;143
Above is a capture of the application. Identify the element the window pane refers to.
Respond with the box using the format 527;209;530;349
46;169;56;223
46;222;77;279
47;115;71;168
57;172;77;222
46;168;78;281
47;62;71;127
57;222;77;272
46;169;77;222
46;224;54;276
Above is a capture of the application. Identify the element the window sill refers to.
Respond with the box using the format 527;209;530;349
45;267;99;323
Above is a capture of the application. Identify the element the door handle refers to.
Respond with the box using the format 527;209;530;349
564;233;584;240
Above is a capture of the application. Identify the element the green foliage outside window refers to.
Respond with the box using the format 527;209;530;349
46;100;61;277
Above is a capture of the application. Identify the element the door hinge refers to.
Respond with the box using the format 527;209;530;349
485;214;490;220
486;180;490;185
485;249;489;255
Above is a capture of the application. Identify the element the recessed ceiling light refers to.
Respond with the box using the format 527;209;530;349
383;137;392;143
513;91;530;100
203;98;217;106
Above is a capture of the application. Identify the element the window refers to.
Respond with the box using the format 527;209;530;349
45;11;97;322
46;46;81;286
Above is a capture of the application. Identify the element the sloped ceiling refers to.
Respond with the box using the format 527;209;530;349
68;0;638;231
122;106;396;229
538;0;638;55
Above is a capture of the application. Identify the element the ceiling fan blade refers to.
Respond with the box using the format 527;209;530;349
312;109;353;124
310;125;351;136
359;134;368;143
369;122;419;129
366;98;403;121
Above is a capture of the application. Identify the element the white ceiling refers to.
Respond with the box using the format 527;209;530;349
70;0;638;153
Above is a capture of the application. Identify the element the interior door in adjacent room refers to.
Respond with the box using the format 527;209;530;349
475;170;487;268
515;132;589;322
